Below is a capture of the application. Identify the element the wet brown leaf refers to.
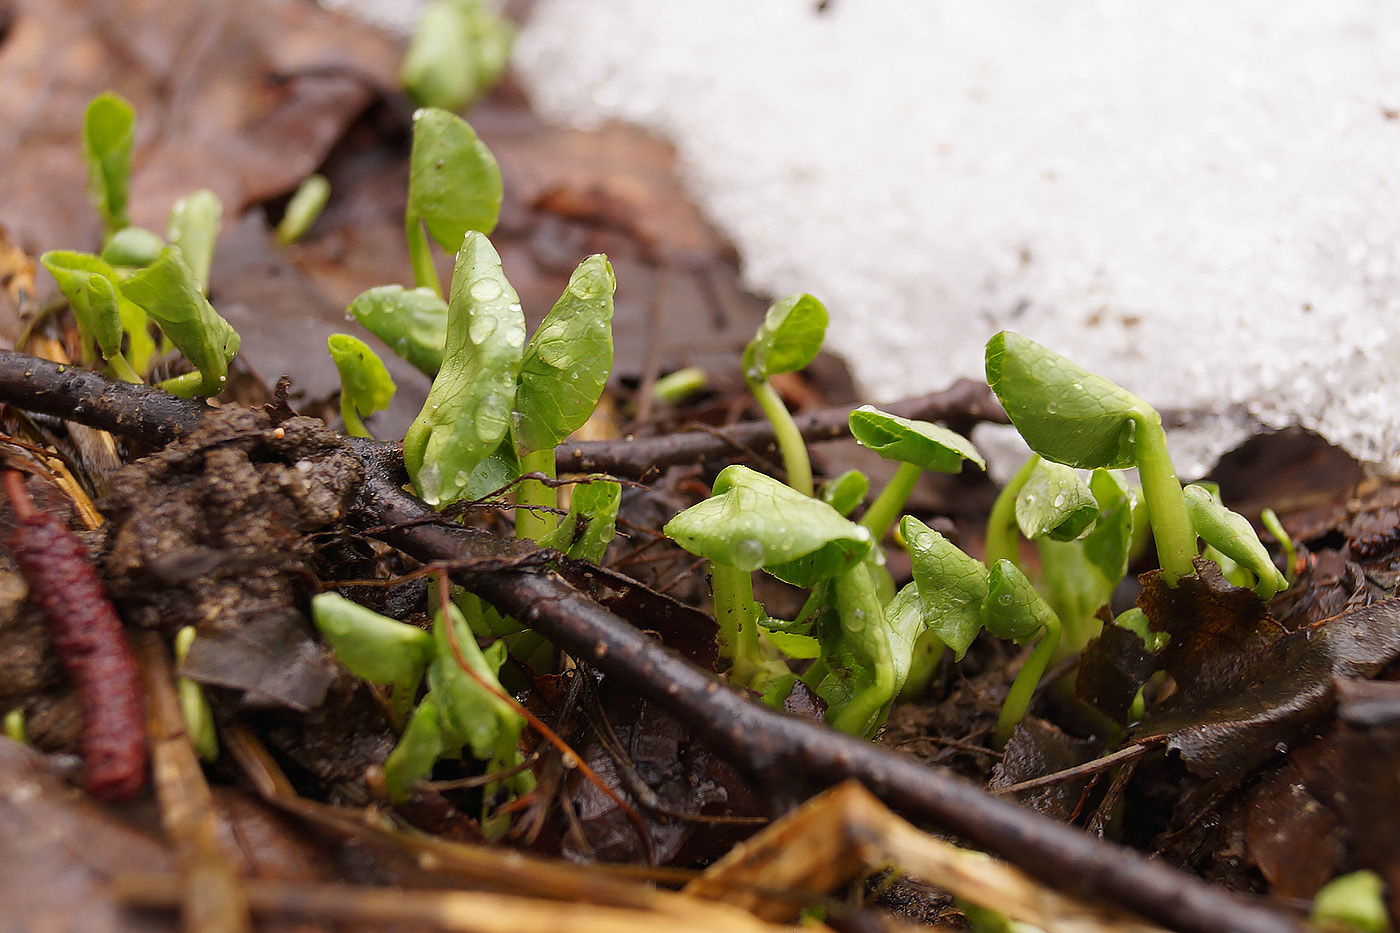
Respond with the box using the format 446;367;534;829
989;718;1098;821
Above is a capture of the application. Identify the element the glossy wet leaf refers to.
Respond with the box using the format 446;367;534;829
327;334;397;437
902;515;989;660
403;232;526;506
1081;469;1137;584
539;477;620;564
512;254;615;454
347;284;449;376
275;175;329;245
99;227;164;269
1184;484;1288;598
815;563;898;736
400;0;514;112
741;293;827;383
384;695;445;802
1015;458;1097;541
985;331;1153;470
663;465;872;587
119;248;241;397
849;406;985;472
820;469;869;517
310;593;432;686
982;560;1055;644
167;189;223;291
82;92;135;235
407;108;503;251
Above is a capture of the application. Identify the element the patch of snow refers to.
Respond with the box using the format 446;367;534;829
513;1;1400;478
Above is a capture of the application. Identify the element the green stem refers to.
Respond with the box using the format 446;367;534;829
749;378;812;497
514;448;558;541
405;214;443;298
993;613;1061;747
1130;412;1196;585
860;461;922;542
897;628;945;702
340;396;370;439
106;352;142;385
984;454;1040;568
709;560;759;664
827;562;894;737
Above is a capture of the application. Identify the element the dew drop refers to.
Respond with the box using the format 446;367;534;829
1052;494;1066;508
468;313;499;343
416;462;443;504
470;278;503;301
998;592;1014;605
1046;402;1058;414
733;537;766;571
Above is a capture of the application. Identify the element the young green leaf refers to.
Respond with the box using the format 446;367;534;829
311;592;433;686
174;626;218;762
327;334;397;438
821;469;869;517
347;285;449;376
408;108;504;252
1183;484;1288;599
403;232;526;506
383;695;446;802
1015;458;1097;542
983;559;1062;745
167;189;223;292
1080;469;1137;584
985;331;1149;471
400;0;515;113
275;174;330;245
512;254;615;454
40;251;127;366
119;247;241;397
742;293;827;383
814;563;898;737
99;227;165;269
83;92;136;237
849;406;986;473
663;464;873;587
538;477;621;564
1310;871;1389;933
902;515;989;660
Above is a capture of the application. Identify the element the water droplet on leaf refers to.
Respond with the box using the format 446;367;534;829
470;278;503;301
733;537;766;571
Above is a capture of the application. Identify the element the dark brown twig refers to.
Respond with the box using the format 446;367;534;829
0;350;1302;933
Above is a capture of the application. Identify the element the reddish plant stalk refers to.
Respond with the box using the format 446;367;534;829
6;471;146;802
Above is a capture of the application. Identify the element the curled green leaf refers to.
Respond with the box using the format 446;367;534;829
311;592;433;687
384;695;445;802
327;334;397;438
348;285;449;377
403;232;526;506
276;174;330;245
99;227;164;269
40;251;126;364
821;470;869;517
902;515;989;660
742;293;827;384
849;406;986;472
83;92;135;236
408;108;503;251
1183;484;1288;599
119;247;240;397
1016;458;1097;542
982;559;1056;644
513;254;615;454
538;477;621;564
168;189;223;292
663;464;872;587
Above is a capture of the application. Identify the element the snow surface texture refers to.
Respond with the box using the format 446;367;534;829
513;1;1400;478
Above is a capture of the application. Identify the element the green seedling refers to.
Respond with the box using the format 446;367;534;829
40;251;143;381
982;559;1061;746
650;366;708;406
276;174;330;245
312;592;433;724
511;255;616;539
348;285;449;377
742;294;828;497
405;108;503;296
82;92;136;241
1183;483;1288;599
3;708;25;745
401;0;514;113
986;331;1196;585
99;227;165;270
327;334;397;439
1260;507;1297;586
538;477;622;564
848;405;985;542
1310;871;1390;933
403;232;525;506
167;189;222;293
174;626;218;762
121;248;240;397
820;469;869;518
664;464;873;706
